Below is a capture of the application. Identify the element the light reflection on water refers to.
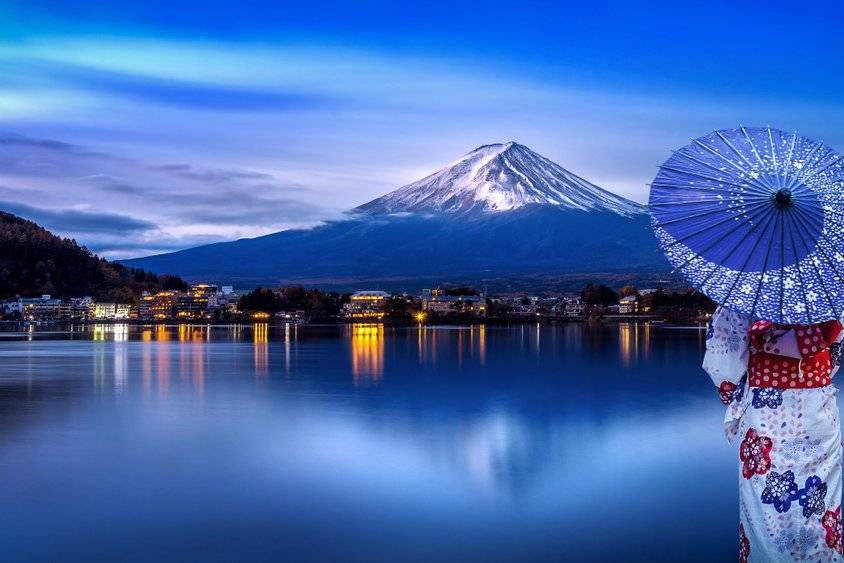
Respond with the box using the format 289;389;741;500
349;323;383;385
0;322;738;562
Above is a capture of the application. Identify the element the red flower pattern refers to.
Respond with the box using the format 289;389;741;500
822;506;843;553
739;523;750;563
739;428;773;480
718;380;737;405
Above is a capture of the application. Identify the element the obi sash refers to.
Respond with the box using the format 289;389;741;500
747;320;842;389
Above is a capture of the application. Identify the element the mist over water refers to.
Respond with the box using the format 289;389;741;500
0;323;737;561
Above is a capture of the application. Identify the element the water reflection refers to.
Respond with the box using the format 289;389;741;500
350;323;384;385
0;323;733;562
178;324;210;343
414;324;487;368
618;322;653;367
253;323;269;378
92;323;129;342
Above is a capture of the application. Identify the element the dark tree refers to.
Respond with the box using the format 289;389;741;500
442;286;480;296
581;283;619;306
0;211;187;301
238;288;282;314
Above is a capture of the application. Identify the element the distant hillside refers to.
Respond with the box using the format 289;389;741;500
0;211;186;301
124;206;669;291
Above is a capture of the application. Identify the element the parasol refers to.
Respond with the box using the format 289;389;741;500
649;126;844;324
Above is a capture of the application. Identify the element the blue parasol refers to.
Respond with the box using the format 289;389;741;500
649;126;844;324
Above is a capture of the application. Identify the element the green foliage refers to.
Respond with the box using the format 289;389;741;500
0;211;187;301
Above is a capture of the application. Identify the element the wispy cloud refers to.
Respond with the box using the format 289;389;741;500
2;200;157;234
0;132;335;258
1;58;336;112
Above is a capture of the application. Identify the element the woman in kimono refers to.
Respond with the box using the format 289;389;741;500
704;306;844;561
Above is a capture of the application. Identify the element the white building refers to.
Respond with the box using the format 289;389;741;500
562;297;585;318
421;289;486;317
343;290;391;319
92;302;131;320
618;295;638;314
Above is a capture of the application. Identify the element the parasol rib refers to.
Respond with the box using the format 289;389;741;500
707;205;780;311
792;154;844;191
712;131;757;170
670;149;773;194
789;204;844;292
653;198;770;236
658;163;768;195
749;203;782;321
783;211;815;324
667;200;775;274
787;210;840;319
688;141;778;195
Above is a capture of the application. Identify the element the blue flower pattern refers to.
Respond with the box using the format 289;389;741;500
797;475;827;518
761;470;799;513
732;374;746;404
774;526;817;556
752;387;782;409
780;438;822;463
726;333;742;352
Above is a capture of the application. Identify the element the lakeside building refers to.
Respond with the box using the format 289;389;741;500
276;310;307;323
560;296;586;318
6;295;69;322
342;291;390;320
92;302;131;320
0;295;123;322
139;291;179;320
619;295;638;314
421;288;486;317
511;303;539;317
172;284;222;319
69;297;94;321
190;284;221;308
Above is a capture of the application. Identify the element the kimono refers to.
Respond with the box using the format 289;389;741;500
704;306;844;562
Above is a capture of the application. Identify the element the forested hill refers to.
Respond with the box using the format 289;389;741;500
0;211;186;301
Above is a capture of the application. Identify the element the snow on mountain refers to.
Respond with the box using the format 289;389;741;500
355;141;646;217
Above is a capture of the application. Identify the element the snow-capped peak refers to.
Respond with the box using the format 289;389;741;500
355;142;645;217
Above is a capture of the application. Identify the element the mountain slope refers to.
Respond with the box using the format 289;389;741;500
122;142;667;289
0;211;186;300
355;142;645;216
122;206;666;289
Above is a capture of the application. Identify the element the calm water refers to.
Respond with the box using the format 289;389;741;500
0;322;739;562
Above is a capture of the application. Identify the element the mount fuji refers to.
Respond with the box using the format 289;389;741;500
357;142;644;217
122;142;668;290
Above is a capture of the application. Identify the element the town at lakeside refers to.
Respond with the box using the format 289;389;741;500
1;282;714;326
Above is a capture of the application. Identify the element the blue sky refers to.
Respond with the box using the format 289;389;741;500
1;1;843;257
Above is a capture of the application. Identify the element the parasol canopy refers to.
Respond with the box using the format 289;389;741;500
649;126;844;324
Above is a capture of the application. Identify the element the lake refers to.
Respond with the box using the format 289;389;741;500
0;322;739;562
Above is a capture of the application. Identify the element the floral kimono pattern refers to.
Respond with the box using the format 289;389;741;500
705;306;844;562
